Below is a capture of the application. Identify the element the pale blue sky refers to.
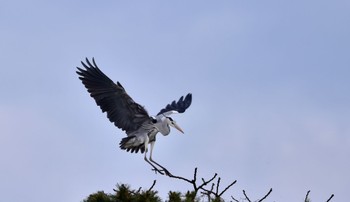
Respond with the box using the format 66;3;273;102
1;1;349;201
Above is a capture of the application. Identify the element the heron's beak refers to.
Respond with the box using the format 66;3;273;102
172;122;184;134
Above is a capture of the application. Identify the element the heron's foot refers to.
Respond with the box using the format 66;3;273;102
161;168;172;177
151;167;165;175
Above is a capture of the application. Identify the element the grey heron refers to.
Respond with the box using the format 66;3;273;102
76;58;192;176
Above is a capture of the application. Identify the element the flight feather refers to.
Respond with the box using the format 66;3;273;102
76;58;150;133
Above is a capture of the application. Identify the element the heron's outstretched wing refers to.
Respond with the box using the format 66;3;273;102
157;93;192;116
76;58;150;133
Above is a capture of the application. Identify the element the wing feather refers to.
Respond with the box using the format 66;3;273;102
157;93;192;116
76;58;150;133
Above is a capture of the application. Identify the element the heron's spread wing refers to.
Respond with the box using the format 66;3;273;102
157;93;192;116
76;58;150;133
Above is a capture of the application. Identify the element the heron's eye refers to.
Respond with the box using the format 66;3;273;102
151;117;157;123
168;117;173;121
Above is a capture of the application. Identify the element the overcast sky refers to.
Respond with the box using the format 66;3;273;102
1;1;349;201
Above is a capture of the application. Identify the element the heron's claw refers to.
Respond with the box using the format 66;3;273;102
162;168;172;177
151;167;164;175
151;167;172;176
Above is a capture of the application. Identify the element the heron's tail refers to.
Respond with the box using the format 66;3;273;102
119;136;145;153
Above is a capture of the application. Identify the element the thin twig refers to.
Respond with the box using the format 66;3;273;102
147;180;157;192
258;188;273;202
159;167;238;200
219;180;237;197
198;173;218;191
231;196;239;202
210;183;215;198
164;167;217;197
200;179;237;200
204;182;215;202
326;194;334;202
216;177;221;195
210;182;215;193
165;168;194;184
243;190;252;202
305;190;311;202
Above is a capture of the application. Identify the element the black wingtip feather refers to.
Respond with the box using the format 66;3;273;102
157;93;192;115
85;57;93;68
76;57;150;133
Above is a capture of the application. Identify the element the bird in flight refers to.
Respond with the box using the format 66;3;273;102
76;58;192;176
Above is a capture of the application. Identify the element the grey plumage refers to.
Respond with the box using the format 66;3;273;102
76;58;192;175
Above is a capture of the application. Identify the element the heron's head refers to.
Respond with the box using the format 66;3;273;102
165;117;184;134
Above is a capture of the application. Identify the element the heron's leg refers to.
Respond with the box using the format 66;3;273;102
149;141;172;176
144;152;164;175
143;139;164;175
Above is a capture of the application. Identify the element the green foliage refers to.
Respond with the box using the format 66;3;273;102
83;183;161;202
113;184;133;202
83;191;113;202
134;189;161;202
167;191;181;202
166;191;200;202
184;191;199;202
83;185;204;202
211;197;224;202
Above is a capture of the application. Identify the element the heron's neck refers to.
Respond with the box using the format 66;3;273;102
156;119;170;136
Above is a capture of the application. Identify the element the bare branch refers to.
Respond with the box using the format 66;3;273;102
210;182;215;193
216;177;221;195
200;179;237;199
305;190;311;202
326;194;334;202
243;190;252;202
153;166;276;201
165;168;194;184
197;176;219;197
194;167;198;182
161;166;239;201
219;180;237;197
147;180;157;192
163;167;219;198
242;188;273;202
231;196;239;202
258;188;273;202
304;190;334;202
198;172;218;191
200;183;215;202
